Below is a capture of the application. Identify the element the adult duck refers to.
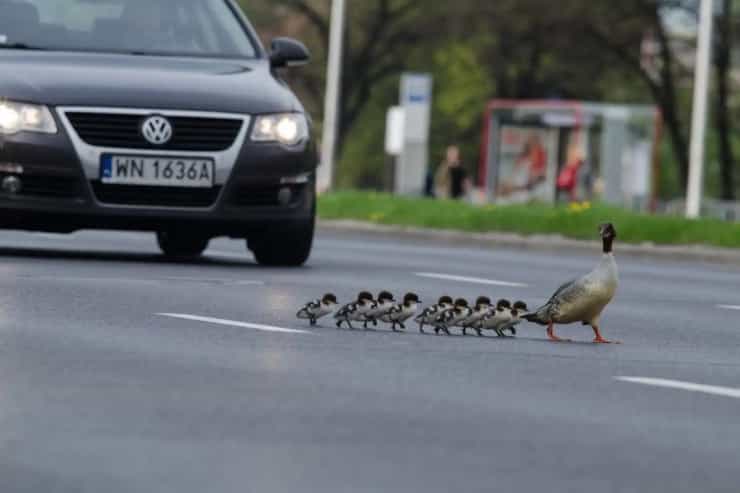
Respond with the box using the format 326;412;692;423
524;223;619;344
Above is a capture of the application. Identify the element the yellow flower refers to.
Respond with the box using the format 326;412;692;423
567;201;591;214
369;212;385;222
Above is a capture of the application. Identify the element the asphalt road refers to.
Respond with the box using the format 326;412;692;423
1;228;739;493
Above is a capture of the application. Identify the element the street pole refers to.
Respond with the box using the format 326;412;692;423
686;0;714;218
317;0;346;194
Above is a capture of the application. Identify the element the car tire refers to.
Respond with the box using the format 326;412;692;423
248;216;314;267
157;231;210;259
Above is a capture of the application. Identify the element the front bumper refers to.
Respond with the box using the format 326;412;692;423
0;109;317;237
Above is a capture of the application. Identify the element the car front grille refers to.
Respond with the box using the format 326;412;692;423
65;112;243;152
91;182;222;208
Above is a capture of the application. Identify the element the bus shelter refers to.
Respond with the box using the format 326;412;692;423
478;100;662;209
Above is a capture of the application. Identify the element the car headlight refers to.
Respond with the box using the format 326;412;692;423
251;113;308;146
0;100;57;135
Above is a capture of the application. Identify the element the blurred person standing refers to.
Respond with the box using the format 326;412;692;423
434;145;471;199
423;167;435;197
556;141;585;202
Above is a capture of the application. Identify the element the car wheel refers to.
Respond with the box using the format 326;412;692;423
248;217;314;267
157;231;210;258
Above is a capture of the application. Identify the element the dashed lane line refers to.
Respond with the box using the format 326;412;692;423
415;272;528;288
615;376;740;399
157;313;312;335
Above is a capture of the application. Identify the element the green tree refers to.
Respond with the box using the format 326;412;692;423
576;1;691;191
265;0;433;155
429;42;494;178
243;0;739;198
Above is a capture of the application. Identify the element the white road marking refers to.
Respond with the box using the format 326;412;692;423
717;304;740;311
415;272;528;288
615;376;740;399
157;313;312;335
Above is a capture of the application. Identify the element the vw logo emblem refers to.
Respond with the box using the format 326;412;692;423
141;115;173;145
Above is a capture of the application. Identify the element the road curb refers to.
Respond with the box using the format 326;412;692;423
318;219;740;265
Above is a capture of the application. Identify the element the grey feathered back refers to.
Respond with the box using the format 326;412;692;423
525;279;580;325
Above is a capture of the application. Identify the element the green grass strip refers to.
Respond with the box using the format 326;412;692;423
318;191;740;249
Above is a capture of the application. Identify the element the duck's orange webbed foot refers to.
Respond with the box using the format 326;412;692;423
592;326;621;344
547;323;572;343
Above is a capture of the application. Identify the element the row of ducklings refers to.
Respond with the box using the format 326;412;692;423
297;292;528;337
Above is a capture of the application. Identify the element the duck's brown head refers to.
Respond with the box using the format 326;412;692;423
438;295;453;305
377;291;395;303
322;293;338;305
511;300;528;317
358;291;374;302
475;296;492;308
403;293;421;305
599;223;617;253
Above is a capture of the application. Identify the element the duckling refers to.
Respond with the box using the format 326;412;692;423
523;223;619;344
296;293;339;326
414;295;454;333
380;293;422;331
479;299;512;337
335;291;375;330
363;291;396;329
434;298;472;336
461;296;492;336
500;301;528;336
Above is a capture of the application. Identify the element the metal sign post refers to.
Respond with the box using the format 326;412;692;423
686;0;714;218
317;0;346;194
396;73;433;195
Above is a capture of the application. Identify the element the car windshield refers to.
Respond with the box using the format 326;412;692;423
0;0;257;58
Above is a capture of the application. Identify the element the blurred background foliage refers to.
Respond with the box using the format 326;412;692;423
240;0;740;201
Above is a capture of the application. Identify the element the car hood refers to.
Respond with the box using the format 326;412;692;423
0;51;300;114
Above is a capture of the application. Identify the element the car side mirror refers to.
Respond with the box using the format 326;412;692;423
269;37;310;68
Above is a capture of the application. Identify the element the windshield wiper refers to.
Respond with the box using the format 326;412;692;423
0;42;48;50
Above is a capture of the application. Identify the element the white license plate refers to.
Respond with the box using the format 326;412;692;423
100;155;215;188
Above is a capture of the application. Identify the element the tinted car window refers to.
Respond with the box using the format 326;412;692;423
0;0;257;57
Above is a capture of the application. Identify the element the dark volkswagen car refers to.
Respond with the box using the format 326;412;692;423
0;0;317;265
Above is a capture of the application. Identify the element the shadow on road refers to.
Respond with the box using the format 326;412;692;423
0;246;258;268
319;326;618;347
